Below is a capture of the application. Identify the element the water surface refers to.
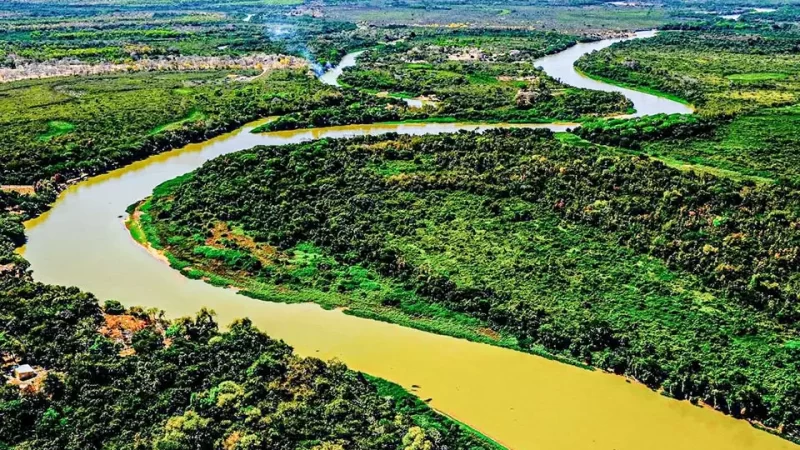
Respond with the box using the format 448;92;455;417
21;34;795;450
319;51;363;86
534;30;693;116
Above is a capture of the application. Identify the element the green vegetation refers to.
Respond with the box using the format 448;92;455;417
0;70;356;184
0;279;499;449
250;89;423;133
142;129;800;441
38;120;75;142
575;67;692;105
258;29;633;133
576;29;800;117
575;26;800;183
2;0;800;448
574;113;714;149
149;110;208;136
643;105;800;182
0;1;365;70
336;29;632;123
320;0;675;32
0;6;305;67
726;72;789;82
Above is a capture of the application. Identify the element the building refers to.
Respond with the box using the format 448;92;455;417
13;364;36;381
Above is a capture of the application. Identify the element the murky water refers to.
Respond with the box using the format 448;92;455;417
21;33;795;450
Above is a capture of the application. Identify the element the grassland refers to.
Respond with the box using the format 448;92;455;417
37;120;76;141
575;29;800;117
148;109;208;135
643;104;800;182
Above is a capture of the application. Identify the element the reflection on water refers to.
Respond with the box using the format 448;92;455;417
20;32;795;450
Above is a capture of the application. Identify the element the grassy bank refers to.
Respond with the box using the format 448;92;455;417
574;66;694;106
125;201;513;450
125;195;592;373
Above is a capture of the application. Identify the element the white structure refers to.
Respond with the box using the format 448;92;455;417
13;365;36;381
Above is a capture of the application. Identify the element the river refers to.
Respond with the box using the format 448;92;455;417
535;30;692;116
20;31;794;450
318;50;363;86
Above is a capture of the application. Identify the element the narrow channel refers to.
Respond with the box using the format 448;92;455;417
20;31;792;450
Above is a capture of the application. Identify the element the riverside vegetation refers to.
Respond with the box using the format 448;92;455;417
0;5;374;185
0;69;364;184
0;4;509;449
0;178;499;449
0;17;634;185
575;25;800;183
139;128;800;441
0;2;633;448
0;272;498;449
3;0;800;447
257;28;632;132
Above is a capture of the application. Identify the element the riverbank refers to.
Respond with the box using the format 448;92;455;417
21;30;800;449
251;116;577;133
118;126;800;450
126;195;591;372
573;66;693;107
22;121;799;450
126;185;791;446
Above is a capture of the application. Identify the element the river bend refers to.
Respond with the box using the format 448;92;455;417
21;31;792;450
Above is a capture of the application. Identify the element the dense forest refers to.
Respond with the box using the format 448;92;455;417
141;129;800;440
0;280;497;449
0;7;506;446
574;113;715;149
3;0;800;447
0;186;498;450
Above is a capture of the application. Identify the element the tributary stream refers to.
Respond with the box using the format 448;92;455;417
21;31;794;450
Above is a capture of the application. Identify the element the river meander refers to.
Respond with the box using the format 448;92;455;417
20;31;794;450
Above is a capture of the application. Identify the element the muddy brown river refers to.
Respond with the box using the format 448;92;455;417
20;31;794;450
